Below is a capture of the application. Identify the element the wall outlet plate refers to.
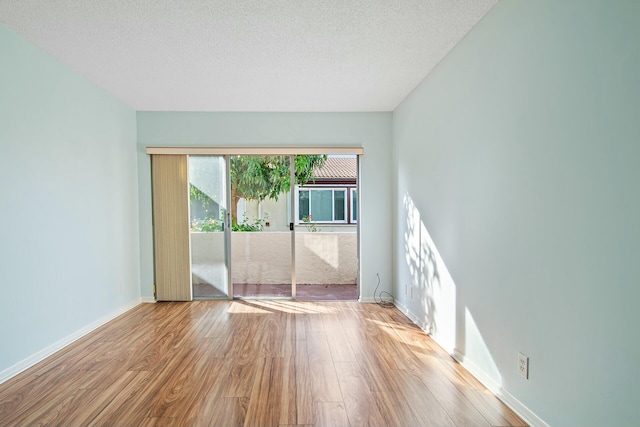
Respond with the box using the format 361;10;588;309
518;352;529;379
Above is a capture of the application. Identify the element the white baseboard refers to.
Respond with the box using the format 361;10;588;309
453;349;549;427
394;299;432;335
452;349;502;394
358;296;377;303
497;388;550;427
0;298;143;385
395;299;548;427
141;296;156;303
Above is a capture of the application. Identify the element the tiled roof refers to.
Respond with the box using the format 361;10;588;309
313;157;357;179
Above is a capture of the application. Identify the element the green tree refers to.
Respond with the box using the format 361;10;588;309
230;155;327;224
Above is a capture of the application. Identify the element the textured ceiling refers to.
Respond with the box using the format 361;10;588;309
0;0;497;112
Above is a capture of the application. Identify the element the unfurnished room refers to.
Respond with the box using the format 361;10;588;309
0;1;639;426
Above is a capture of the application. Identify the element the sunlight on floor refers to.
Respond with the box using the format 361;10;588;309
236;300;339;314
227;301;273;314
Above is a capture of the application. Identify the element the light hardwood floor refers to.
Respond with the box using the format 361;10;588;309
0;301;526;427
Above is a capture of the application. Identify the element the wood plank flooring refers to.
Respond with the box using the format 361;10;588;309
0;301;527;427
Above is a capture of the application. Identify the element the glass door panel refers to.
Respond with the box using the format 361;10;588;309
189;156;229;299
231;155;292;298
294;154;359;301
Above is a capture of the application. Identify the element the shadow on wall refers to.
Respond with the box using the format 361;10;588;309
402;192;502;389
403;193;440;335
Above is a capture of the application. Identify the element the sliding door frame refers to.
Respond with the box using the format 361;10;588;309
224;155;233;300
289;156;297;299
148;147;364;301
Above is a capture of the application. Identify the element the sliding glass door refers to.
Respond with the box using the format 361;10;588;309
148;147;362;302
231;155;293;298
189;156;229;299
294;155;359;301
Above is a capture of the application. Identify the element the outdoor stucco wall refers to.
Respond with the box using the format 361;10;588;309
191;232;357;285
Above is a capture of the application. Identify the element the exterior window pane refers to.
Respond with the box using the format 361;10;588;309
334;190;345;221
352;189;357;221
298;190;309;220
311;190;332;221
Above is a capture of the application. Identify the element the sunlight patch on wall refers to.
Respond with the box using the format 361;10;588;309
403;192;457;352
460;307;503;391
401;195;503;390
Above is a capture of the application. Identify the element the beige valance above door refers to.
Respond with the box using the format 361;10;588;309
146;146;364;155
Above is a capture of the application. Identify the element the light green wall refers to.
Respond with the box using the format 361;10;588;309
136;112;393;300
4;2;637;423
0;24;140;374
392;1;640;426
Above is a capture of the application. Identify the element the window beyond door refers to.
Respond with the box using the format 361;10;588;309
298;188;350;223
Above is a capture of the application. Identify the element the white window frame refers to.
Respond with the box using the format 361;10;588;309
350;188;358;223
296;186;348;224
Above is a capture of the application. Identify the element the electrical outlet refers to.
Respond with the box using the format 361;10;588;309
410;287;413;299
120;281;124;292
405;284;408;295
518;353;529;379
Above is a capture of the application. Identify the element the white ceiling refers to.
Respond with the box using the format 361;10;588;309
0;0;496;112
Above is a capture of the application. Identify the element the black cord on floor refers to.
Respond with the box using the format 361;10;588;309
374;273;395;308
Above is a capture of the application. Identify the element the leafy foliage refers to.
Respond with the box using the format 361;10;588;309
190;184;211;206
190;216;265;232
231;217;264;232
189;184;219;219
229;155;327;223
190;218;223;232
301;215;318;232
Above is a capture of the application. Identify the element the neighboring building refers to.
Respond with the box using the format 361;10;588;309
297;156;357;226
